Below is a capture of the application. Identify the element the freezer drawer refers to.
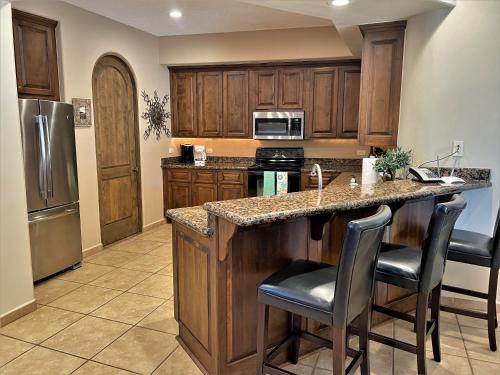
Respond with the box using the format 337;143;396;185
28;202;82;282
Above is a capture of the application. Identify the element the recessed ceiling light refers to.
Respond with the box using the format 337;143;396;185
331;0;350;6
169;9;182;19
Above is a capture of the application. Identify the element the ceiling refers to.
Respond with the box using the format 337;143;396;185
62;0;455;37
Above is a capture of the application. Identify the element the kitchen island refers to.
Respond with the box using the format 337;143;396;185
166;171;490;375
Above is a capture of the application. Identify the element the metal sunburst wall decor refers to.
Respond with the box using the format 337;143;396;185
141;90;171;140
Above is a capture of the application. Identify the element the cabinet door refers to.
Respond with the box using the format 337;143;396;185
250;69;278;110
278;68;304;109
307;67;339;138
197;71;223;137
218;184;245;201
337;66;361;138
12;10;60;101
168;182;191;209
192;184;218;206
171;72;197;137
358;22;406;146
223;71;249;137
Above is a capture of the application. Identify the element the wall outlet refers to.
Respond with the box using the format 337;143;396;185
168;147;174;154
452;140;464;157
356;149;366;156
206;148;214;154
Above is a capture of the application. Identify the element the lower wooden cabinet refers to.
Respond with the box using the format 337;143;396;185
163;168;247;215
192;183;218;206
168;182;191;209
218;184;245;201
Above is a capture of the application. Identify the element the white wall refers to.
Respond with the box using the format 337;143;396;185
12;1;171;252
0;1;35;317
399;0;500;300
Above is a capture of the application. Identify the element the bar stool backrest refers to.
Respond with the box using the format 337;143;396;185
332;205;392;327
492;206;500;267
419;194;467;294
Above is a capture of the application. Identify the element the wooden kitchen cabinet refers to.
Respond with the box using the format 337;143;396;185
249;69;279;110
300;171;340;191
218;184;245;201
358;21;407;146
192;183;218;206
171;72;197;137
163;168;247;215
306;67;339;138
337;66;361;138
197;71;223;137
168;182;191;209
223;71;249;137
12;10;60;101
278;68;304;109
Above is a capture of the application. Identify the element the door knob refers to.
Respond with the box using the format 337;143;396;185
132;167;139;172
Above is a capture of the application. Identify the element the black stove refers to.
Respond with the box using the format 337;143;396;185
248;147;305;171
247;148;304;197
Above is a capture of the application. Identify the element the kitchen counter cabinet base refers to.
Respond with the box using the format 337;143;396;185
171;196;438;374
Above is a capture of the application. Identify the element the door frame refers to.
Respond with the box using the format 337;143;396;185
91;53;142;244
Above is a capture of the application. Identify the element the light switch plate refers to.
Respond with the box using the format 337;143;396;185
207;148;214;154
168;147;174;154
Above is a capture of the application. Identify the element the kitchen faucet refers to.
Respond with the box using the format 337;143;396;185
310;164;323;190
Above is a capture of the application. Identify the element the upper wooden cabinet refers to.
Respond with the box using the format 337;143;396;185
170;60;360;139
358;21;407;146
12;10;60;101
337;66;361;138
171;72;197;137
278;68;304;109
306;67;339;138
197;71;223;137
223;71;249;137
250;69;279;110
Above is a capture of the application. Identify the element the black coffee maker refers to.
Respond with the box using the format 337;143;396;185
180;144;194;163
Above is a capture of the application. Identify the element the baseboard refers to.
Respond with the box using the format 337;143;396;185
82;243;103;259
143;218;167;232
0;299;37;327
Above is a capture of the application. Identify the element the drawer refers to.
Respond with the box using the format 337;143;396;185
302;171;340;189
218;170;245;185
167;169;192;182
193;170;217;184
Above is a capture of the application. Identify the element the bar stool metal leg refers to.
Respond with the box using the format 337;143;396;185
358;304;371;375
256;303;269;375
487;267;498;351
288;314;302;364
430;283;442;362
416;293;429;375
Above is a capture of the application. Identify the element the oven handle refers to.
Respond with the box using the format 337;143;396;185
247;170;301;176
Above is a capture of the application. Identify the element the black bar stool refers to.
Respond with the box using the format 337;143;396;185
255;205;392;375
441;206;499;351
369;194;466;375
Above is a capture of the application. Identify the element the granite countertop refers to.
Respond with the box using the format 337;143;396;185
161;156;362;173
166;170;491;236
202;173;491;227
166;206;213;236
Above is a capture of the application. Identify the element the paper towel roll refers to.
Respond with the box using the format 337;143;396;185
362;157;379;185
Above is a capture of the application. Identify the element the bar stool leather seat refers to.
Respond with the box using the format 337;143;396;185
448;229;496;267
376;244;422;291
259;260;337;325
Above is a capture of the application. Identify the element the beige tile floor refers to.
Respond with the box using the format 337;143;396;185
0;223;498;374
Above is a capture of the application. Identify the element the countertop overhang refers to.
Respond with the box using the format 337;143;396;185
166;172;491;237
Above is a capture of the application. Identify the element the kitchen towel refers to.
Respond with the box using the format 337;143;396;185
276;172;288;195
362;157;379;185
263;171;276;196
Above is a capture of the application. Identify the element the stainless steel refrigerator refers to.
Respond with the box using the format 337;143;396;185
19;99;82;282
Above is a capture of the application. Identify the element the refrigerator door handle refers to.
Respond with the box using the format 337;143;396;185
28;207;78;223
42;115;54;198
35;115;48;200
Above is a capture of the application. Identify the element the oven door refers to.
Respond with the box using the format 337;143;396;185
247;170;301;197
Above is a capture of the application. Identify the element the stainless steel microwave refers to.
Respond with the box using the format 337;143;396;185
253;111;304;140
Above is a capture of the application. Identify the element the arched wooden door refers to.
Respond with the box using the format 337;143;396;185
92;55;141;245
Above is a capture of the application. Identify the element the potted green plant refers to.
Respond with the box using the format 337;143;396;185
374;147;412;181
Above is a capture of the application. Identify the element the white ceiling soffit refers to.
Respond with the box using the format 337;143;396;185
63;0;331;36
239;0;456;29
